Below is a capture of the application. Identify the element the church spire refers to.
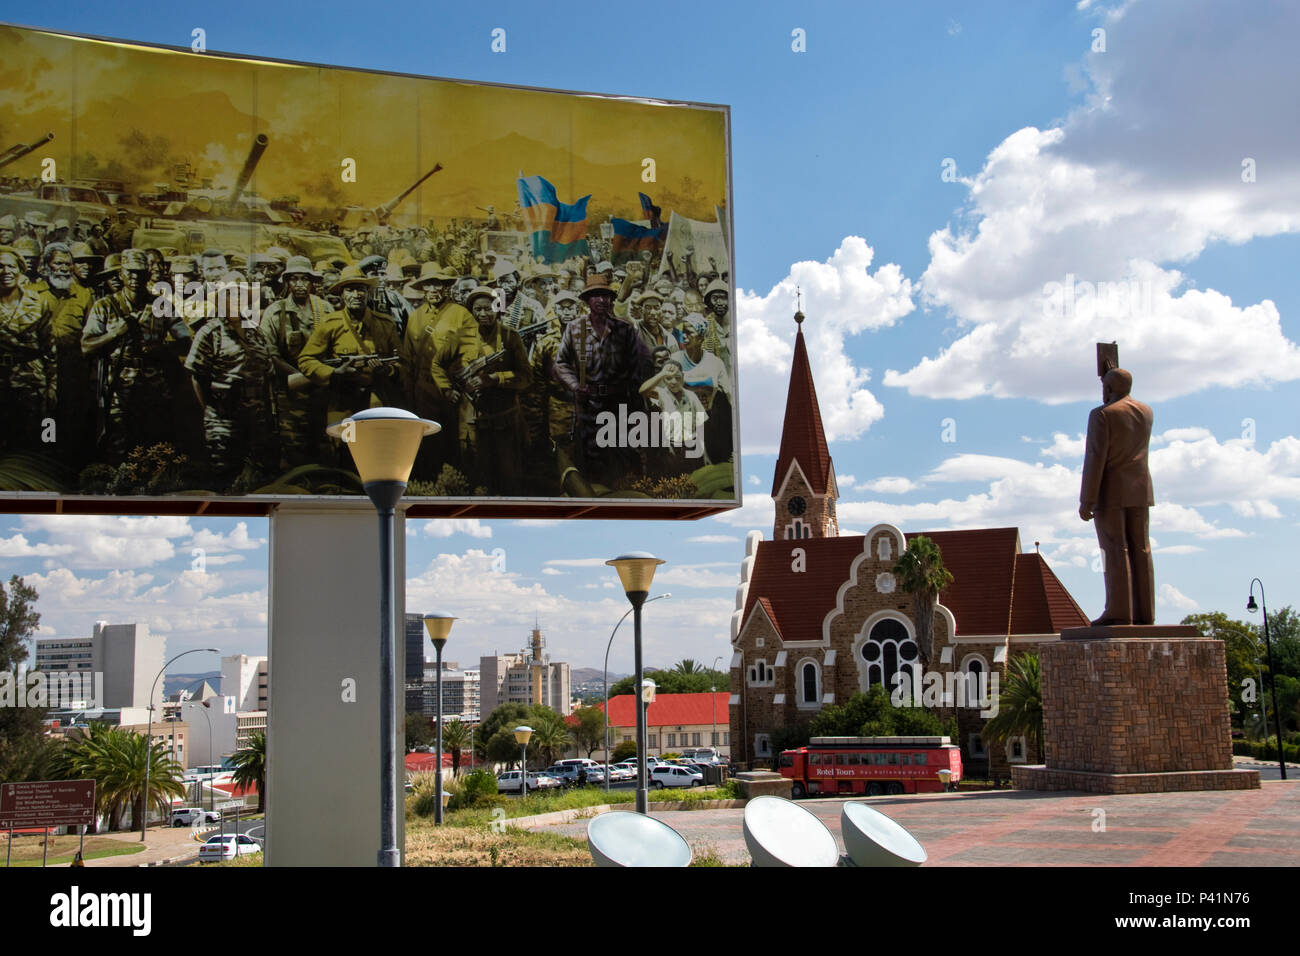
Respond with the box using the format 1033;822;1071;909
772;309;838;539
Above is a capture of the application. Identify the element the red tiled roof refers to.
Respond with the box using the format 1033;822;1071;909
405;751;452;771
741;527;1084;641
597;692;731;729
1010;552;1090;633
772;324;833;496
211;780;258;797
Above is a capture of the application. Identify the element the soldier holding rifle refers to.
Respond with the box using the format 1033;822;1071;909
260;256;330;469
460;287;531;495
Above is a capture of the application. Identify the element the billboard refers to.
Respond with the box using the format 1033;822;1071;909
0;23;737;519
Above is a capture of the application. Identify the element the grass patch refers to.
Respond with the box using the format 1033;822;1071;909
436;782;738;829
208;850;263;867
5;833;147;867
406;821;591;867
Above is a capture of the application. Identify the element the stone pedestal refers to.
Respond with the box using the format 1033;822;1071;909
734;771;792;799
1013;632;1260;794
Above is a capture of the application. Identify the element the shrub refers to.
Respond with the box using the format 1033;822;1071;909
611;740;638;763
448;769;498;811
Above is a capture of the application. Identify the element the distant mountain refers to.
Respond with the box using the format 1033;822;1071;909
164;671;222;699
571;667;630;685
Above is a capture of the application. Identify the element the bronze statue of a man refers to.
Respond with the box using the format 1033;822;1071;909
1078;367;1155;626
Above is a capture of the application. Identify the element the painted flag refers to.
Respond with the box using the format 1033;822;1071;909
516;174;591;263
609;217;666;264
639;192;663;230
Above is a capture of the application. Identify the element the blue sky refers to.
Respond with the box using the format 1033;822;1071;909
3;0;1297;677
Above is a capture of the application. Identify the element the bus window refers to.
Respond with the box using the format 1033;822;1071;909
887;753;899;765
900;754;911;765
779;754;793;768
809;754;821;765
847;753;860;765
914;752;927;765
835;754;846;765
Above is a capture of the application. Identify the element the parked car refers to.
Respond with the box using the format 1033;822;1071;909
650;765;705;789
198;834;261;862
496;771;555;793
171;807;221;827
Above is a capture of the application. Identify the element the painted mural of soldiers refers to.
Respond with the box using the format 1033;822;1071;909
492;259;544;332
462;287;532;496
532;290;583;464
553;273;650;487
185;273;276;486
81;249;190;461
27;243;93;463
358;254;410;336
0;244;50;451
403;263;476;480
296;266;403;431
106;208;136;252
259;256;331;469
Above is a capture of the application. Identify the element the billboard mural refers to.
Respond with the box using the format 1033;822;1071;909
0;24;736;517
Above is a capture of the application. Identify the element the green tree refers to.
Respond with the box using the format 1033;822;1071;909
673;659;704;675
486;727;524;768
62;727;186;833
404;711;435;752
1183;612;1265;723
611;739;638;763
441;719;471;776
892;535;954;665
1264;606;1300;680
808;686;894;737
570;706;607;758
982;653;1043;763
608;666;727;697
0;575;47;783
230;731;267;814
476;702;533;751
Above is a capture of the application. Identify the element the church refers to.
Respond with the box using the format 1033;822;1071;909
727;310;1089;779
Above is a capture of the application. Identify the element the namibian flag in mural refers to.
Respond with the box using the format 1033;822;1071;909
516;174;592;263
609;191;668;264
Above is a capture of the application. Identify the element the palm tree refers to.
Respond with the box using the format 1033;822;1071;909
527;710;572;768
982;653;1044;764
674;659;704;674
58;724;184;833
441;719;471;776
230;731;267;813
892;535;954;666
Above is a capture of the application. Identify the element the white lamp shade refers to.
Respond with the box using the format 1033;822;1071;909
641;678;657;703
840;801;927;867
325;407;439;483
587;811;692;867
742;796;840;867
513;725;534;745
606;552;665;593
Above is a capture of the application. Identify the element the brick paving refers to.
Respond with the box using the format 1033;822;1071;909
532;780;1300;866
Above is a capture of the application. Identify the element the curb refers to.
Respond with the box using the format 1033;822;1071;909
510;796;748;829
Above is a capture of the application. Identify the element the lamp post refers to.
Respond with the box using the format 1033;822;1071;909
602;594;670;792
514;725;534;798
328;406;439;867
182;700;214;813
142;648;220;841
423;613;456;824
606;552;665;814
711;654;723;755
1247;580;1287;780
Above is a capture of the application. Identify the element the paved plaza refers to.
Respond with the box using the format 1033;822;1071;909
533;776;1300;866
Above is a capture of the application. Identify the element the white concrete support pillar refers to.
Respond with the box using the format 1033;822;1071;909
265;505;406;866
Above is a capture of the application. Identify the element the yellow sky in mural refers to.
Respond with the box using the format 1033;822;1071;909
0;25;728;222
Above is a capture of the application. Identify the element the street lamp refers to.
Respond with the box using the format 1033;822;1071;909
328;406;439;867
182;700;214;813
602;594;670;792
142;648;220;841
423;612;456;824
606;552;665;814
514;725;534;798
1247;580;1287;781
711;655;723;756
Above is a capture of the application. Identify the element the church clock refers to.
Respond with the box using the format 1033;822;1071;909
787;495;807;516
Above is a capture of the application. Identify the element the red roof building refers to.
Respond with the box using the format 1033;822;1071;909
594;692;731;755
730;312;1088;777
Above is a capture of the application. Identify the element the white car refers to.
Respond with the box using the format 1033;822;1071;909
496;771;556;793
650;765;705;789
171;807;221;827
198;834;261;862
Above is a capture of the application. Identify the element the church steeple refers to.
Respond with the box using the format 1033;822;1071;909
772;309;838;540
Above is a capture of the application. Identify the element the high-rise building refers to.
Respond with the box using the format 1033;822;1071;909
479;626;571;717
222;654;268;712
35;622;165;710
421;662;481;722
405;613;426;714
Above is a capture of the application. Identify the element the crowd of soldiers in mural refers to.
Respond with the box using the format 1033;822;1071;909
0;207;734;497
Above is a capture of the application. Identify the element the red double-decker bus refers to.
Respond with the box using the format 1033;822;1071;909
778;736;962;798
